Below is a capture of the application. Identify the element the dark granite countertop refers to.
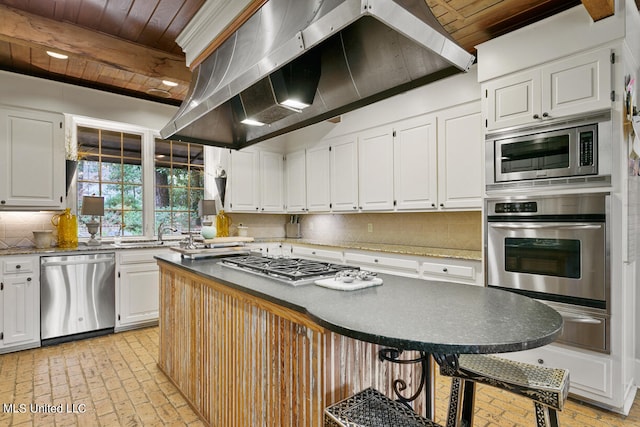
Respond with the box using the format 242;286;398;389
0;241;180;256
156;253;562;355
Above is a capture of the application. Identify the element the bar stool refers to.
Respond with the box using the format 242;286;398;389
324;388;443;427
440;354;570;427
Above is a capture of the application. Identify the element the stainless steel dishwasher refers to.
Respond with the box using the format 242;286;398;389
40;253;116;345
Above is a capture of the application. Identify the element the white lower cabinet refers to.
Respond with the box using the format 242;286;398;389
249;242;291;258
0;255;40;353
116;249;168;331
500;344;612;403
289;245;481;285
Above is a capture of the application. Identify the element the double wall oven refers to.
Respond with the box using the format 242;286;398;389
485;194;609;353
484;113;612;354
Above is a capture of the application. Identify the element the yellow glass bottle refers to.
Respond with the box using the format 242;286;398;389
216;209;230;237
51;208;78;248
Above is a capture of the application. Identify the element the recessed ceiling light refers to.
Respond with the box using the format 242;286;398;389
162;80;178;87
146;88;171;98
46;51;68;60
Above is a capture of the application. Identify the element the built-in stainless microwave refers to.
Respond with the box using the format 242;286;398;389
485;113;612;191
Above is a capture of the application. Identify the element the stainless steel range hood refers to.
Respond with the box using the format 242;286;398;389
161;0;475;149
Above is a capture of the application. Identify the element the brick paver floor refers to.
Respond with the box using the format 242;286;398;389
0;327;639;426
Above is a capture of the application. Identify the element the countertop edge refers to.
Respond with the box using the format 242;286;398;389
258;238;483;261
0;238;482;261
155;254;563;355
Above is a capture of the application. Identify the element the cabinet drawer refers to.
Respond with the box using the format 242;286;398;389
4;257;36;274
118;249;169;265
344;252;419;275
421;262;474;280
291;246;343;262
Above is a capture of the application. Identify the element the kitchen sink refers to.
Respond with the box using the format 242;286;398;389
111;240;180;249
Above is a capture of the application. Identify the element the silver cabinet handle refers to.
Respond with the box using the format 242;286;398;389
561;314;602;325
42;258;114;267
490;223;602;230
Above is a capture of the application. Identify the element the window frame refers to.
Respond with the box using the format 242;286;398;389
68;115;214;242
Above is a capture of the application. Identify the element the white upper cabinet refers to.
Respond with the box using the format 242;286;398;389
0;106;65;209
393;115;438;210
329;135;359;212
485;69;541;130
484;47;612;131
259;150;284;212
358;126;394;211
285;149;307;213
437;102;483;209
284;101;482;213
542;48;612;119
229;148;284;213
229;149;259;212
306;145;331;212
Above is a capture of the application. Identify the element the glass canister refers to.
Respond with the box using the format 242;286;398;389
51;208;78;248
216;209;230;237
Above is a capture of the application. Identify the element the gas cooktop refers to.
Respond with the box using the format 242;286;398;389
220;255;358;286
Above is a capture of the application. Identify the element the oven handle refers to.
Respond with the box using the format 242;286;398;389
489;223;602;230
560;313;603;324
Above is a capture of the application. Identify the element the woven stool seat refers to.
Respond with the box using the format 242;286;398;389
324;388;443;427
440;354;569;427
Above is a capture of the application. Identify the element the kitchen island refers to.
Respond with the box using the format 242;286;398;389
156;253;562;426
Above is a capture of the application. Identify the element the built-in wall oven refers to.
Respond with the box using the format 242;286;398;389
485;111;612;192
485;193;610;353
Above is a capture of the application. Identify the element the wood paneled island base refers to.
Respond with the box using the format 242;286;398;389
157;262;426;427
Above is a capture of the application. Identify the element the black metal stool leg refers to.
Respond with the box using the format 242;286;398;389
534;402;559;427
460;380;476;427
446;378;462;427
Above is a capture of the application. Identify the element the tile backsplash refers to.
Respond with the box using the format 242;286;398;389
229;211;481;251
0;211;482;251
0;212;58;249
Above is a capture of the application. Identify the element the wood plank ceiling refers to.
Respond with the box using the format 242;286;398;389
0;0;615;107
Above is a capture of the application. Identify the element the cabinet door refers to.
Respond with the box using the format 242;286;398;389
358;126;394;211
118;263;159;326
484;69;541;131
259;151;284;213
330;136;359;212
0;107;65;209
542;48;611;119
437;102;483;210
229;149;259;212
285;150;307;212
393;115;438;210
306;145;331;212
1;274;39;346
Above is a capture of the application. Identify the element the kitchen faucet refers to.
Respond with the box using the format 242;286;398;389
158;222;178;242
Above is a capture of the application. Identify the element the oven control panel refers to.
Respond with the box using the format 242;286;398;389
494;201;538;214
579;130;595;167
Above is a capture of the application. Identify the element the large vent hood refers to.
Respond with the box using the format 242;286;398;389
161;0;475;149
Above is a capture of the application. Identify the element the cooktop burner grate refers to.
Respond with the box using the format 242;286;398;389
220;255;357;285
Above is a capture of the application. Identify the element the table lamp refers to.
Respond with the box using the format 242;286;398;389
81;195;104;246
198;199;217;239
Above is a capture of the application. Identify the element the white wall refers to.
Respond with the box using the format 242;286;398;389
0;70;177;130
261;65;480;152
476;3;626;82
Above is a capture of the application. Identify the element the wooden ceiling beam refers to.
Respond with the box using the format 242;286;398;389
581;0;614;21
0;4;191;85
